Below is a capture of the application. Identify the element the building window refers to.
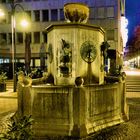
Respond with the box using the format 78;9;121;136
96;0;105;6
0;33;7;45
107;30;114;40
25;32;32;43
89;7;94;19
60;9;65;21
0;59;9;64
8;12;11;24
11;0;22;2
8;33;12;44
33;10;40;21
24;0;31;1
34;32;40;43
42;10;49;21
1;0;6;3
51;9;58;21
97;7;105;18
26;11;31;21
7;0;13;2
42;32;47;43
107;7;114;18
17;32;23;44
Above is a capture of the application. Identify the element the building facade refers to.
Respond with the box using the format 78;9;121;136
0;0;124;70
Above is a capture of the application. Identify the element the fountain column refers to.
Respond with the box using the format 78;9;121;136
46;23;105;85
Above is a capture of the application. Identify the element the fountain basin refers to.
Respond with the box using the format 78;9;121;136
17;80;129;139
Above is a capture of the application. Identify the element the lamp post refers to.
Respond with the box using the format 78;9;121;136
11;4;16;92
11;2;28;92
0;3;29;92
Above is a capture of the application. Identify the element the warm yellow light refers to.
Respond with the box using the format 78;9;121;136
121;16;128;48
0;9;5;17
125;70;140;76
20;19;29;28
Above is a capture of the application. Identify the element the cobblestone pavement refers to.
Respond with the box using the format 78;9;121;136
86;97;140;140
0;91;17;134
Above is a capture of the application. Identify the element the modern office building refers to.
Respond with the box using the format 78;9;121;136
0;0;125;70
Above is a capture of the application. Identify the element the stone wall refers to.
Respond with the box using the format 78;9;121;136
17;81;129;139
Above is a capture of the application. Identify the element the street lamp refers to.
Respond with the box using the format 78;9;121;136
11;2;29;92
0;3;29;92
0;9;5;17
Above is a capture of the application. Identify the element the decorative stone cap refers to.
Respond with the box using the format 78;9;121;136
64;3;89;23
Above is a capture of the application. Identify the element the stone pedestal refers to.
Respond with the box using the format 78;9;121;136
46;23;105;85
17;81;129;139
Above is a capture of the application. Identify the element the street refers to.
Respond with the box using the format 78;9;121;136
0;80;17;117
0;69;140;139
125;69;140;99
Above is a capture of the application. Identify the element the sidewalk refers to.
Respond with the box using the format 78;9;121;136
0;90;17;134
0;91;17;98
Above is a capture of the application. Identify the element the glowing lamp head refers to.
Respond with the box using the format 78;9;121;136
0;9;5;17
20;19;29;28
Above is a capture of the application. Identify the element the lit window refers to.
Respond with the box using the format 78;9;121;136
107;7;114;18
97;7;104;18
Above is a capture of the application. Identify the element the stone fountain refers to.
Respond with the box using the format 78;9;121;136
17;3;129;139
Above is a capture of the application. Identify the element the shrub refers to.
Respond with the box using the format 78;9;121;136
0;72;7;84
0;115;34;140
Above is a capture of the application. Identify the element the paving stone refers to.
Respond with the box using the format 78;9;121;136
85;97;140;140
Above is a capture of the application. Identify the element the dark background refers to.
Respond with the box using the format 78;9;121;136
126;0;140;40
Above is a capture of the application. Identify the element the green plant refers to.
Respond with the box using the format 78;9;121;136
0;115;34;140
0;72;7;84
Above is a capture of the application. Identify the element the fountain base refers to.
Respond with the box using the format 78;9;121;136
17;79;129;139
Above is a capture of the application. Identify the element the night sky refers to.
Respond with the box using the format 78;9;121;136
126;0;140;40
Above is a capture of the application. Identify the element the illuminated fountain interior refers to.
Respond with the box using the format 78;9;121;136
17;3;129;139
